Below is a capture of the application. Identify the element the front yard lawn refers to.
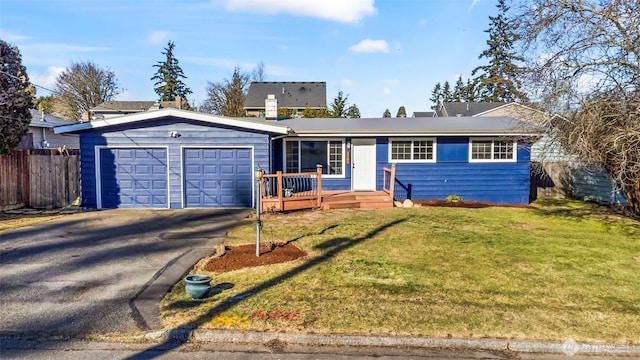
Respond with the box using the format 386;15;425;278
161;200;640;344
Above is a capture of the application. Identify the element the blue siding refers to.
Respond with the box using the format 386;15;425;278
391;162;530;204
380;138;532;204
437;137;468;162
78;117;271;209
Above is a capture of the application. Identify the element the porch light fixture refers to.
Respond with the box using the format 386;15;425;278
169;131;181;138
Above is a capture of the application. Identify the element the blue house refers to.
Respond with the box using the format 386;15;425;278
55;108;537;209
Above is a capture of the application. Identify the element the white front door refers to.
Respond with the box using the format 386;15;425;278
351;139;377;191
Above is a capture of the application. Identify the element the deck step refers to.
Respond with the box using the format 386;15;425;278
321;199;394;210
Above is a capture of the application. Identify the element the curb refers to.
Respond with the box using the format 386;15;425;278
137;329;640;356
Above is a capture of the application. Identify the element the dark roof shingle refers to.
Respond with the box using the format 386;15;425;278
245;82;326;109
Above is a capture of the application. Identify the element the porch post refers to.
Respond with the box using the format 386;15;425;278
276;171;283;211
389;164;396;201
316;165;323;208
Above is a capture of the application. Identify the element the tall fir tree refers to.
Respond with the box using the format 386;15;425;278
396;106;407;117
441;81;453;103
383;109;391;118
471;0;528;103
452;76;466;102
347;104;361;118
151;41;192;101
429;83;442;110
328;91;349;118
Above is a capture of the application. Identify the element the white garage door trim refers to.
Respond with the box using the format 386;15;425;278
179;146;256;209
94;145;170;209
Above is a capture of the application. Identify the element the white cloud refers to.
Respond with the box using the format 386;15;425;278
147;31;172;45
468;0;480;11
30;66;65;93
214;0;376;23
348;38;389;53
0;29;30;42
382;86;391;95
342;78;355;87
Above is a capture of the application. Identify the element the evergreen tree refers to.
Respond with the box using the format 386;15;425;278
328;91;349;118
347;104;361;118
383;109;391;118
396;106;407;117
442;81;453;103
452;76;466;102
151;41;192;101
471;0;528;103
429;83;442;110
302;107;329;118
0;41;34;153
33;95;54;114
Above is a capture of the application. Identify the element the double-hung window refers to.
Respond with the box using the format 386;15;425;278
389;138;436;162
284;139;344;176
469;138;516;162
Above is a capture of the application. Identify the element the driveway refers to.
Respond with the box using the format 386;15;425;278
0;208;250;337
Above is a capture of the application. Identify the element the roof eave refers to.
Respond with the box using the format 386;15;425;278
54;108;289;134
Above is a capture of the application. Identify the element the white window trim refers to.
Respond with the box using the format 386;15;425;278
468;138;517;163
388;137;437;163
283;138;346;178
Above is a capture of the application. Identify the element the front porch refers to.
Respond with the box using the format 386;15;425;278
258;166;397;212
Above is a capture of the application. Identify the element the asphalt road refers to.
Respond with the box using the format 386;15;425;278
0;208;250;336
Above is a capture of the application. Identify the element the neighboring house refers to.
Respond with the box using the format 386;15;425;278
244;82;326;117
436;102;506;117
16;109;79;150
55;108;537;209
89;96;189;120
412;111;435;118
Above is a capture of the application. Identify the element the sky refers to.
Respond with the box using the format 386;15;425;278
1;0;499;118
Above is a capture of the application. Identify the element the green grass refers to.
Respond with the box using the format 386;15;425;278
161;200;640;344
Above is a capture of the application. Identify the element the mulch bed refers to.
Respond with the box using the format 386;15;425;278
414;199;532;209
204;243;307;273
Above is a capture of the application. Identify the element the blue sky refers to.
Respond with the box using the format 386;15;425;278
1;0;497;117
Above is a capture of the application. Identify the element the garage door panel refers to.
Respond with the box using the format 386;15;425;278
183;148;252;208
100;148;168;208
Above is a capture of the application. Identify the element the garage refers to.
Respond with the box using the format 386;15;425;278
99;148;168;208
54;109;289;209
183;148;252;208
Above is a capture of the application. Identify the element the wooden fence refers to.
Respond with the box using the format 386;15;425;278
0;149;80;210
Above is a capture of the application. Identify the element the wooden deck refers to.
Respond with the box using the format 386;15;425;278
259;165;397;213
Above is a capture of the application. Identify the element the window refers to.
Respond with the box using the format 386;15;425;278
470;139;516;162
389;138;435;162
285;139;344;176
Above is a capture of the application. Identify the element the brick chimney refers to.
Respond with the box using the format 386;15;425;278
265;94;277;120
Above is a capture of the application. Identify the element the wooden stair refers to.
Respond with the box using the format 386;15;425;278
320;191;394;210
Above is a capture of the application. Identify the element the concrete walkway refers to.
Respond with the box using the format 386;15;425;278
0;208;250;335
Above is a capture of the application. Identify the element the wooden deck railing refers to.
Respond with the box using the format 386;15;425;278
259;167;323;212
382;164;396;200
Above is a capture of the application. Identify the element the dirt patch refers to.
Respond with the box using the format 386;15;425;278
204;243;306;273
414;200;531;209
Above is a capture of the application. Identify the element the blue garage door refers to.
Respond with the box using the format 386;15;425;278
100;148;168;208
183;148;252;208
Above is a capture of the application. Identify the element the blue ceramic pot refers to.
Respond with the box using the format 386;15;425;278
185;274;212;299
